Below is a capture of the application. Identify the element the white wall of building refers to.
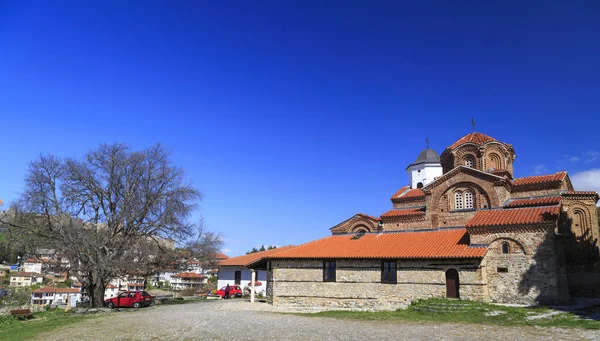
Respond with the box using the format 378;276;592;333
23;262;43;274
408;163;443;189
105;286;119;299
217;266;267;295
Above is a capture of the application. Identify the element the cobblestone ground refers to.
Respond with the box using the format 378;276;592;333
36;300;600;341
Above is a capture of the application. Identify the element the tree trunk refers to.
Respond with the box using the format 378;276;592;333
91;282;105;308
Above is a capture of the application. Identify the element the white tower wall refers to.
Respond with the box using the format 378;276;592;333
407;163;443;189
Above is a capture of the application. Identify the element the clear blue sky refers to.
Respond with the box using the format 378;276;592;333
1;1;599;256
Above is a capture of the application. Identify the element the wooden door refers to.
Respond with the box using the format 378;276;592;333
446;269;460;299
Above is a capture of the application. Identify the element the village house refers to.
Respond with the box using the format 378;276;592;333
171;272;205;291
105;283;118;299
31;287;82;306
126;277;145;292
249;131;600;311
150;269;179;288
9;272;44;287
185;260;203;274
22;258;43;274
218;246;295;295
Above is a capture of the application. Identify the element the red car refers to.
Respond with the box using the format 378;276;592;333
105;291;153;309
216;285;242;298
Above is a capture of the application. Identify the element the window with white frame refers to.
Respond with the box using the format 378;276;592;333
464;191;474;209
454;191;463;210
454;189;475;210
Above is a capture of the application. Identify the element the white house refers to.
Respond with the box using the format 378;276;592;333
22;259;43;274
126;277;145;292
105;283;118;299
150;269;179;288
171;272;205;291
109;276;145;292
31;287;82;306
185;260;203;274
217;246;295;296
9;272;44;287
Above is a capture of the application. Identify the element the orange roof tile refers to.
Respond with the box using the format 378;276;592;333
466;206;560;228
390;186;410;199
511;172;566;188
219;246;297;266
11;272;42;277
23;258;39;263
172;272;205;279
265;229;486;259
561;191;599;200
391;187;425;201
216;253;229;260
105;284;118;289
32;287;81;294
380;208;426;218
504;196;561;208
448;132;500;149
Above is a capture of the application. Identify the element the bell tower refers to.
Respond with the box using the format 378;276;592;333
406;139;443;189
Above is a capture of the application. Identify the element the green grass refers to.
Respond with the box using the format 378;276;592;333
307;298;600;329
159;297;211;305
0;309;95;341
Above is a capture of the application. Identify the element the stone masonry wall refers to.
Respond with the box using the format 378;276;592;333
270;259;485;311
470;226;568;304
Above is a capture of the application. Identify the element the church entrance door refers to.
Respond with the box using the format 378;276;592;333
446;269;460;299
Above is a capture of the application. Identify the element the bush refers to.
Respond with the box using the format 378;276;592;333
0;315;20;327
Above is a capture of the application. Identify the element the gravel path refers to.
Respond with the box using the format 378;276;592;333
35;300;600;341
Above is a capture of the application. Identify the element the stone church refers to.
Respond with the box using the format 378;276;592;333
250;132;600;310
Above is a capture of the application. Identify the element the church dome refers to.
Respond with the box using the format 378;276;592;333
448;132;507;150
407;148;440;168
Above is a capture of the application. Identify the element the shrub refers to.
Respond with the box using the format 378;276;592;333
0;315;19;327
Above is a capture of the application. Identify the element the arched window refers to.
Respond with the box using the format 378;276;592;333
417;182;423;189
501;242;510;254
454;191;463;210
464;191;473;209
464;156;474;167
488;153;501;170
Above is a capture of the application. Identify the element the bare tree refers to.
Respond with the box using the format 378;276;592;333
1;143;204;307
184;218;224;260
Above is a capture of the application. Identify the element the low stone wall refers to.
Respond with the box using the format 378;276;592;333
270;259;485;311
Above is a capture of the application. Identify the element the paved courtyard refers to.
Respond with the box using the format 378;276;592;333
36;300;600;341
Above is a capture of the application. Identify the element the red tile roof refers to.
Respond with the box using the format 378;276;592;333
504;196;562;208
11;272;42;277
329;213;381;233
380;208;426;218
32;287;81;294
23;258;39;263
219;246;297;267
561;191;599;200
266;229;486;259
466;206;560;228
448;132;499;149
391;187;426;202
390;186;410;199
172;272;206;279
511;172;566;189
106;284;118;289
216;253;229;260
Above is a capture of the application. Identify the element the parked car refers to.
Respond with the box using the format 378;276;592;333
216;285;242;298
105;291;153;309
